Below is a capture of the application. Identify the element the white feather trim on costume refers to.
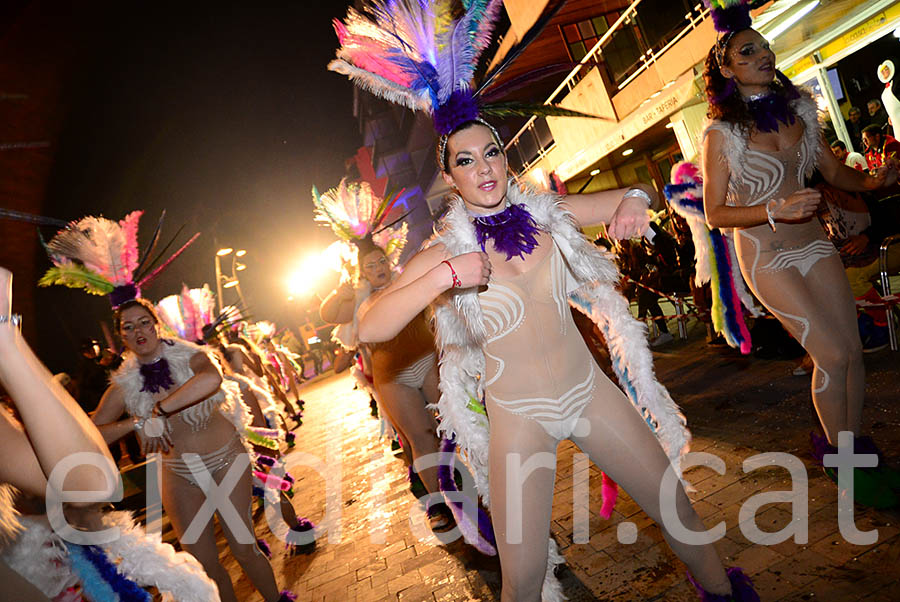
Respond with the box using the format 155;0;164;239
113;338;240;431
100;511;220;602
330;282;372;351
0;516;76;597
541;538;568;602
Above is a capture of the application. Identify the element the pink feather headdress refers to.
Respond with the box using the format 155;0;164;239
328;0;598;138
39;210;200;307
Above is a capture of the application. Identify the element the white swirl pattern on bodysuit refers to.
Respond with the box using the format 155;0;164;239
742;152;784;206
736;139;832;347
759;240;837;276
480;282;525;387
479;245;594;440
488;363;596;441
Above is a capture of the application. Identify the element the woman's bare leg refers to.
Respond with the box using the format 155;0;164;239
747;254;864;442
571;375;731;595
485;402;559;602
218;464;280;601
161;474;238;602
375;381;442;495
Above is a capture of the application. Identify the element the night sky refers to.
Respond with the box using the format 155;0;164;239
36;1;364;367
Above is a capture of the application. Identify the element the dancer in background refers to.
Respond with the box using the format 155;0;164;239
701;0;899;508
39;212;297;601
155;284;316;556
330;1;758;599
316;180;453;530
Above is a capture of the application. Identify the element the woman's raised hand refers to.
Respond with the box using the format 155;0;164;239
609;190;653;240
442;252;491;289
773;188;821;221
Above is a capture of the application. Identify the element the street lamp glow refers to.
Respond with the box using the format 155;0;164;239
286;254;327;296
622;148;634;156
223;279;239;289
235;263;247;271
235;249;247;257
217;247;233;256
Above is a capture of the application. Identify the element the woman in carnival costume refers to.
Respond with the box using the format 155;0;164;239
39;212;297;602
155;285;317;556
0;266;219;601
700;0;900;508
330;1;758;599
315;180;456;531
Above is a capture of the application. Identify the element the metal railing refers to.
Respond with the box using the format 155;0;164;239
879;233;900;351
505;0;710;176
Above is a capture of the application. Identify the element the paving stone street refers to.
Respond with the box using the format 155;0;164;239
226;334;900;601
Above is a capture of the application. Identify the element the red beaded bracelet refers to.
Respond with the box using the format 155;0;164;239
442;260;462;288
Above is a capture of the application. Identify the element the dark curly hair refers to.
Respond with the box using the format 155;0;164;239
702;37;800;135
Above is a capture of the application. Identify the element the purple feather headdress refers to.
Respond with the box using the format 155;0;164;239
703;0;766;67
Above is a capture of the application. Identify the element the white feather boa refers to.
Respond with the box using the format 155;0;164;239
1;513;219;601
112;338;251;434
430;181;691;601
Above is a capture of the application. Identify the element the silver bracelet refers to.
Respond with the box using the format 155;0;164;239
622;188;653;207
0;314;21;329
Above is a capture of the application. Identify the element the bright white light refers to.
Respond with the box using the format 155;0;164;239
665;122;675;129
893;27;900;39
590;169;601;176
286;254;327;296
650;91;662;98
235;249;247;257
223;279;239;289
622;149;634;156
216;247;233;257
764;0;819;42
235;263;247;271
322;240;354;274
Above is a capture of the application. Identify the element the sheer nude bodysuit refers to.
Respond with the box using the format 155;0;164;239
724;126;864;441
478;235;728;600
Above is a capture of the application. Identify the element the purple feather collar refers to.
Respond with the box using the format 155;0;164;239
746;91;796;133
139;357;175;394
471;202;541;261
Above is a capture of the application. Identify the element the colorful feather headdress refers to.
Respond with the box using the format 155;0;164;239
39;211;200;307
312;179;409;267
704;0;766;66
328;0;597;142
155;285;241;344
664;162;760;354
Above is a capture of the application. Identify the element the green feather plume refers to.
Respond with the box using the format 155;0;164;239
480;102;609;120
38;262;114;296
